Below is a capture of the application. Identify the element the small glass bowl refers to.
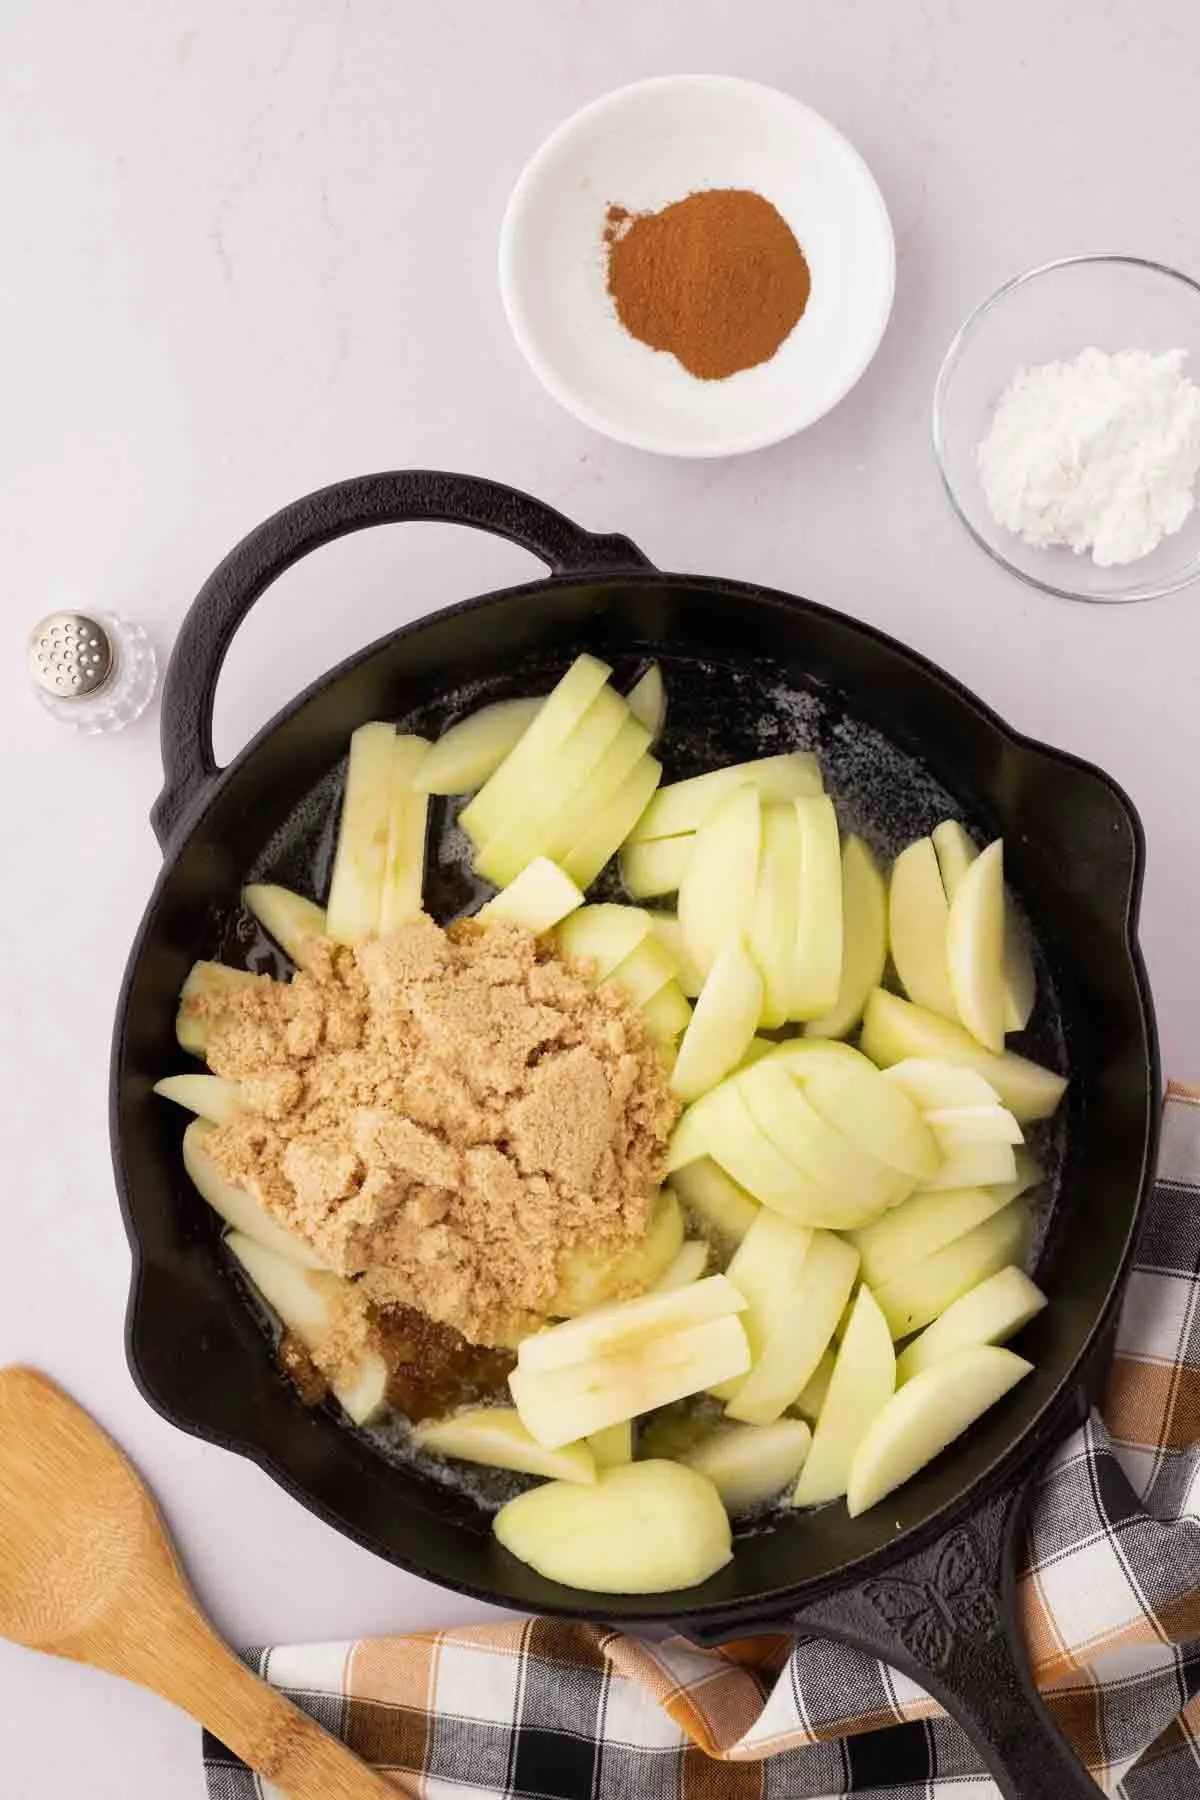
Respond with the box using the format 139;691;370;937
932;254;1200;603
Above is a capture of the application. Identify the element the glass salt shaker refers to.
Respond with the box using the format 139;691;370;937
27;610;158;734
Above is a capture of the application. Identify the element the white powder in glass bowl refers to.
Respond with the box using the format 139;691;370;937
977;347;1200;567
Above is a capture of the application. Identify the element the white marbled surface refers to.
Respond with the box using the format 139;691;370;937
2;1;1200;1792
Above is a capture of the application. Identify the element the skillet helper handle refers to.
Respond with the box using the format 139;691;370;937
790;1467;1099;1799
152;469;652;848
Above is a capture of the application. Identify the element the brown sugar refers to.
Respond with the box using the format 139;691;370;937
197;917;677;1348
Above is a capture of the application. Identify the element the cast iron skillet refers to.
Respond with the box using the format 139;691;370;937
111;471;1159;1799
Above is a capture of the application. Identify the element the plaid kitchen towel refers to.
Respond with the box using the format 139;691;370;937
204;1086;1200;1800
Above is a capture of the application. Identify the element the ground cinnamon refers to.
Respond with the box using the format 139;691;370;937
604;188;811;381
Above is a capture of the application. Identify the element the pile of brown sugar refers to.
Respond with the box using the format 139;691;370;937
195;917;678;1348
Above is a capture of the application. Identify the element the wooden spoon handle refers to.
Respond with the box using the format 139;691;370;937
141;1612;404;1800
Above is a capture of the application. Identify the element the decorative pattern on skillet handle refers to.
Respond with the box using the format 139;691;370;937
789;1465;1101;1799
151;470;654;849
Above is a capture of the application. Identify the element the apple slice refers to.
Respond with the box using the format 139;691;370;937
670;1158;759;1243
882;1058;1003;1111
792;1348;836;1422
587;1420;633;1466
521;1272;746;1375
804;835;888;1040
379;734;433;933
182;1121;328;1269
726;1225;859;1425
740;1037;775;1067
740;1059;914;1217
666;1100;713;1174
156;1073;243;1125
645;912;704;996
620;836;693;902
225;1231;388;1425
927;1104;1023;1147
493;1459;732;1593
793;1286;895;1508
641;980;694;1042
797;1051;940;1184
630;754;823;843
749;804;802;1027
561;753;662;888
413;1407;596;1483
540;715;653;863
694;1079;814;1216
678;786;762;982
549;1189;684;1316
723;1210;814;1360
175;962;262;1057
478;858;583;933
847;1183;1016;1287
325;722;396;943
684;1419;812;1515
556;904;651;977
888;837;956;1019
921;1139;1018;1191
601;936;678;1008
946;840;1006;1052
847;1345;1032;1516
896;1266;1047;1383
459;653;611;843
242;884;328;972
874;1201;1032;1339
860;990;1068;1123
933;819;1036;1033
791;794;843;1019
416;696;543;795
626;663;666;738
473;687;632;884
671;936;763;1103
509;1314;751;1447
652;1240;710;1291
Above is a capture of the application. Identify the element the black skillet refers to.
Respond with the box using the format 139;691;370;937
111;471;1159;1799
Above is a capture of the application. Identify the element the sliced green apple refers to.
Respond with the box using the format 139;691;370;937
493;1459;732;1593
176;962;262;1057
620;835;693;902
509;1314;751;1447
477;857;583;933
933;819;1036;1033
804;835;887;1040
860;990;1067;1124
927;1104;1023;1147
415;696;543;795
523;1271;745;1374
847;1345;1032;1515
740;1059;913;1217
946;840;1006;1052
630;754;823;843
793;1286;895;1508
561;753;662;888
413;1407;596;1483
670;936;763;1103
587;1420;633;1467
725;1225;859;1425
888;836;956;1019
379;734;433;934
791;794;843;1020
241;884;328;972
896;1266;1047;1383
459;653;612;843
694;1079;815;1217
325;721;397;943
640;980;694;1042
749;803;802;1027
847;1183;1016;1288
670;1157;759;1243
797;1050;940;1184
155;1073;243;1125
645;912;704;996
684;1419;812;1515
549;1189;684;1316
652;1240;710;1291
874;1201;1032;1339
677;785;762;982
626;663;666;739
882;1058;1003;1111
555;903;651;977
183;1121;327;1269
921;1139;1018;1191
791;1347;836;1422
540;715;653;864
601;935;678;1008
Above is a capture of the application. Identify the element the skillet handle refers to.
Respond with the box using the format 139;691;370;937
152;470;653;849
687;1430;1098;1800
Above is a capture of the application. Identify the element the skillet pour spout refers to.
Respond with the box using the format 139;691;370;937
111;470;1158;1800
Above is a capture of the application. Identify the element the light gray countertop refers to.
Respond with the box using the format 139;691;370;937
2;1;1199;1791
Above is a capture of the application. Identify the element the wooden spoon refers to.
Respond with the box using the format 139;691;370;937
0;1366;403;1798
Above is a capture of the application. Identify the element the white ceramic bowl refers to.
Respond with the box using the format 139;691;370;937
933;254;1200;603
499;75;895;458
